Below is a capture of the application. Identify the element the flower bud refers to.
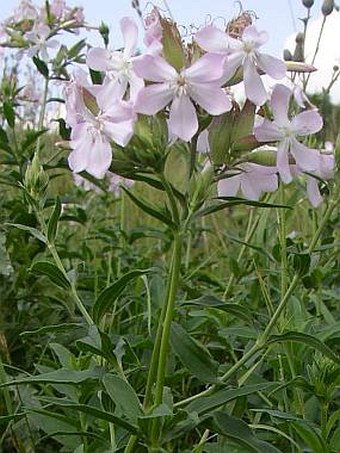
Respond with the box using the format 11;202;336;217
293;32;304;62
247;148;277;167
24;153;49;200
160;18;185;71
283;49;293;61
321;0;334;16
302;0;314;8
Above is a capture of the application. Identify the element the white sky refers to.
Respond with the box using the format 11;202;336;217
1;0;339;101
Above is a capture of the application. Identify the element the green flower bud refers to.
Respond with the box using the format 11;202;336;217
302;0;314;8
321;0;334;16
283;49;293;61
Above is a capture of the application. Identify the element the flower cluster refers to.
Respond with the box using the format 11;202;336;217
63;8;334;206
0;0;85;62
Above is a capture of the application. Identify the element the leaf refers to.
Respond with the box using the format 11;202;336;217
32;55;49;78
290;420;327;453
181;295;253;324
170;322;219;384
122;187;176;228
267;332;340;365
0;368;104;387
93;269;152;324
20;323;83;337
185;383;276;415
47;196;62;243
51;401;138;433
30;261;71;290
207;412;282;453
5;222;47;243
3;101;15;128
102;374;143;425
197;198;291;217
67;39;86;59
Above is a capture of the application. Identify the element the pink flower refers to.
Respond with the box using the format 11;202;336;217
68;100;135;179
217;163;278;200
299;151;335;207
50;0;66;19
195;24;286;106
254;84;323;184
133;53;232;141
86;17;144;106
25;24;59;62
143;8;162;54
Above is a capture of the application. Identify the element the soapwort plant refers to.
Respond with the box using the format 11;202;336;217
0;1;339;452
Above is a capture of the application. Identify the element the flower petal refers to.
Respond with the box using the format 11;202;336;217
86;47;110;71
290;138;320;173
121;17;138;57
270;84;291;126
254;118;282;142
133;54;177;82
277;140;292;183
189;82;231;115
222;52;243;83
85;136;112;178
168;95;198;141
183;53;226;82
103;120;134;147
306;177;322;207
217;174;240;197
291;110;323;136
243;58;268;106
96;79;126;110
256;53;286;80
134;83;174;114
195;26;238;53
243;25;268;47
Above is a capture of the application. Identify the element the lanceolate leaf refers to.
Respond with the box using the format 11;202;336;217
93;269;152;324
47;196;62;243
181;295;253;324
122;187;177;229
0;368;104;387
5;223;47;243
30;261;71;290
267;332;340;365
170;322;219;384
197;198;291;217
103;374;143;425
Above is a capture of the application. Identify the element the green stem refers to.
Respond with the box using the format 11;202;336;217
37;212;94;326
150;233;182;445
304;16;327;90
154;233;182;405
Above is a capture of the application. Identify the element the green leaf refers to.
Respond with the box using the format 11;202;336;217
181;295;253;324
267;332;340;365
51;401;138;433
20;323;83;337
207;412;282;453
197;198;291;217
170;322;219;384
32;55;49;78
67;39;86;59
122;187;176;228
0;368;103;387
47;196;62;243
290;420;327;453
3;101;15;128
5;222;47;243
185;383;276;415
30;261;71;290
103;374;143;425
93;269;152;323
89;68;103;84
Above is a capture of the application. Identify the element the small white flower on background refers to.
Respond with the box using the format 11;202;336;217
25;24;59;62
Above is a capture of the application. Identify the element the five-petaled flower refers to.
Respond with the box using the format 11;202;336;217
195;24;286;106
254;84;323;183
133;53;232;141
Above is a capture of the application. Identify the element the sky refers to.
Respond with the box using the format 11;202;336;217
1;0;339;101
